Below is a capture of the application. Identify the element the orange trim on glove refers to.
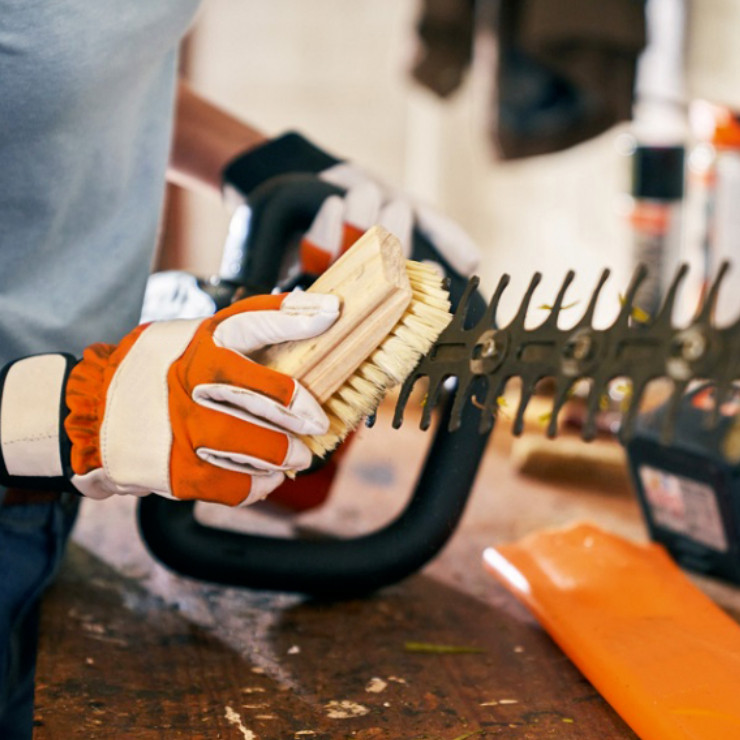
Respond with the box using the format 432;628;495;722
300;223;365;274
65;324;150;475
166;294;311;504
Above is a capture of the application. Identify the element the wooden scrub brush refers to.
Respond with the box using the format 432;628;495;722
257;225;453;456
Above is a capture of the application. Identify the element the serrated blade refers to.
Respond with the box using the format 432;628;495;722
393;263;740;443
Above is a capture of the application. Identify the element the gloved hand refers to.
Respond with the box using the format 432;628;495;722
299;180;413;275
222;131;481;278
0;291;339;507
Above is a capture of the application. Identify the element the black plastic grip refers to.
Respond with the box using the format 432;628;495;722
225;174;339;294
137;174;489;596
230;173;473;307
138;394;488;596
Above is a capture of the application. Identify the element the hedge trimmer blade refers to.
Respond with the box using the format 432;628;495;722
393;263;739;443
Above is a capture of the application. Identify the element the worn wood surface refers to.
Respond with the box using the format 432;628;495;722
36;395;737;739
35;543;637;740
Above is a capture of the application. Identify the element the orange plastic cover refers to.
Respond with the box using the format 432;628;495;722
483;523;740;740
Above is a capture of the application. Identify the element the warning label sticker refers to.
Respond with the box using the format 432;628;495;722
639;466;728;553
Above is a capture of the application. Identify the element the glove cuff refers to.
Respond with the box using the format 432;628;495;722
65;342;118;477
64;324;151;479
0;353;77;490
222;131;340;199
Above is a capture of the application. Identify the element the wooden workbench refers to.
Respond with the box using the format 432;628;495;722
32;399;740;739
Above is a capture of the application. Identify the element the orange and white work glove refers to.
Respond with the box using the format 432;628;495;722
0;291;339;507
222;131;481;278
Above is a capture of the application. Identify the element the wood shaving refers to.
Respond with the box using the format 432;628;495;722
404;641;485;654
224;706;255;740
365;677;388;693
324;700;370;719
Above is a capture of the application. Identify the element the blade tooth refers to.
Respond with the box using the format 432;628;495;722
618;379;645;443
392;371;423;429
545;405;559;438
581;379;610;441
578;268;611;327
542;270;576;327
420;375;447;431
618;264;650;325
512;379;539;436
477;376;508;434
509;272;542;330
419;410;433;431
477;401;496;434
659;381;689;444
547;378;577;438
448;276;481;331
447;375;474;433
696;261;730;323
478;273;510;332
655;263;689;324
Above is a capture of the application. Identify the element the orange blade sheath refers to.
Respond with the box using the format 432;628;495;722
483;523;740;740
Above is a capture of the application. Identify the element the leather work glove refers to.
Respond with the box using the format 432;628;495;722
222;131;481;278
0;291;339;507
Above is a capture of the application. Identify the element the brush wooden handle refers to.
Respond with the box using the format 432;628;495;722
256;226;413;402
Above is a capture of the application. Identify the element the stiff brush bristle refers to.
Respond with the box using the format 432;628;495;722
305;260;452;456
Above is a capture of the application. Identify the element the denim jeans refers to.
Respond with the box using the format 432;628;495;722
0;494;79;740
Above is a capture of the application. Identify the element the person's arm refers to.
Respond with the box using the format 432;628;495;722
167;80;268;196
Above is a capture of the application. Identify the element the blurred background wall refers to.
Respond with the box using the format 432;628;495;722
166;0;712;325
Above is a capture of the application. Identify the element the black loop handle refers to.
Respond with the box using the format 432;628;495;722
137;174;489;596
138;395;488;596
225;174;339;293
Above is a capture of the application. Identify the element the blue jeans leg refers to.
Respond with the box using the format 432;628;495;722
0;494;79;740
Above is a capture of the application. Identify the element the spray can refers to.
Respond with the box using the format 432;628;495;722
707;112;740;323
629;145;685;318
685;107;740;318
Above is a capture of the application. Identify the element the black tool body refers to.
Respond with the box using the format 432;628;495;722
627;384;740;584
